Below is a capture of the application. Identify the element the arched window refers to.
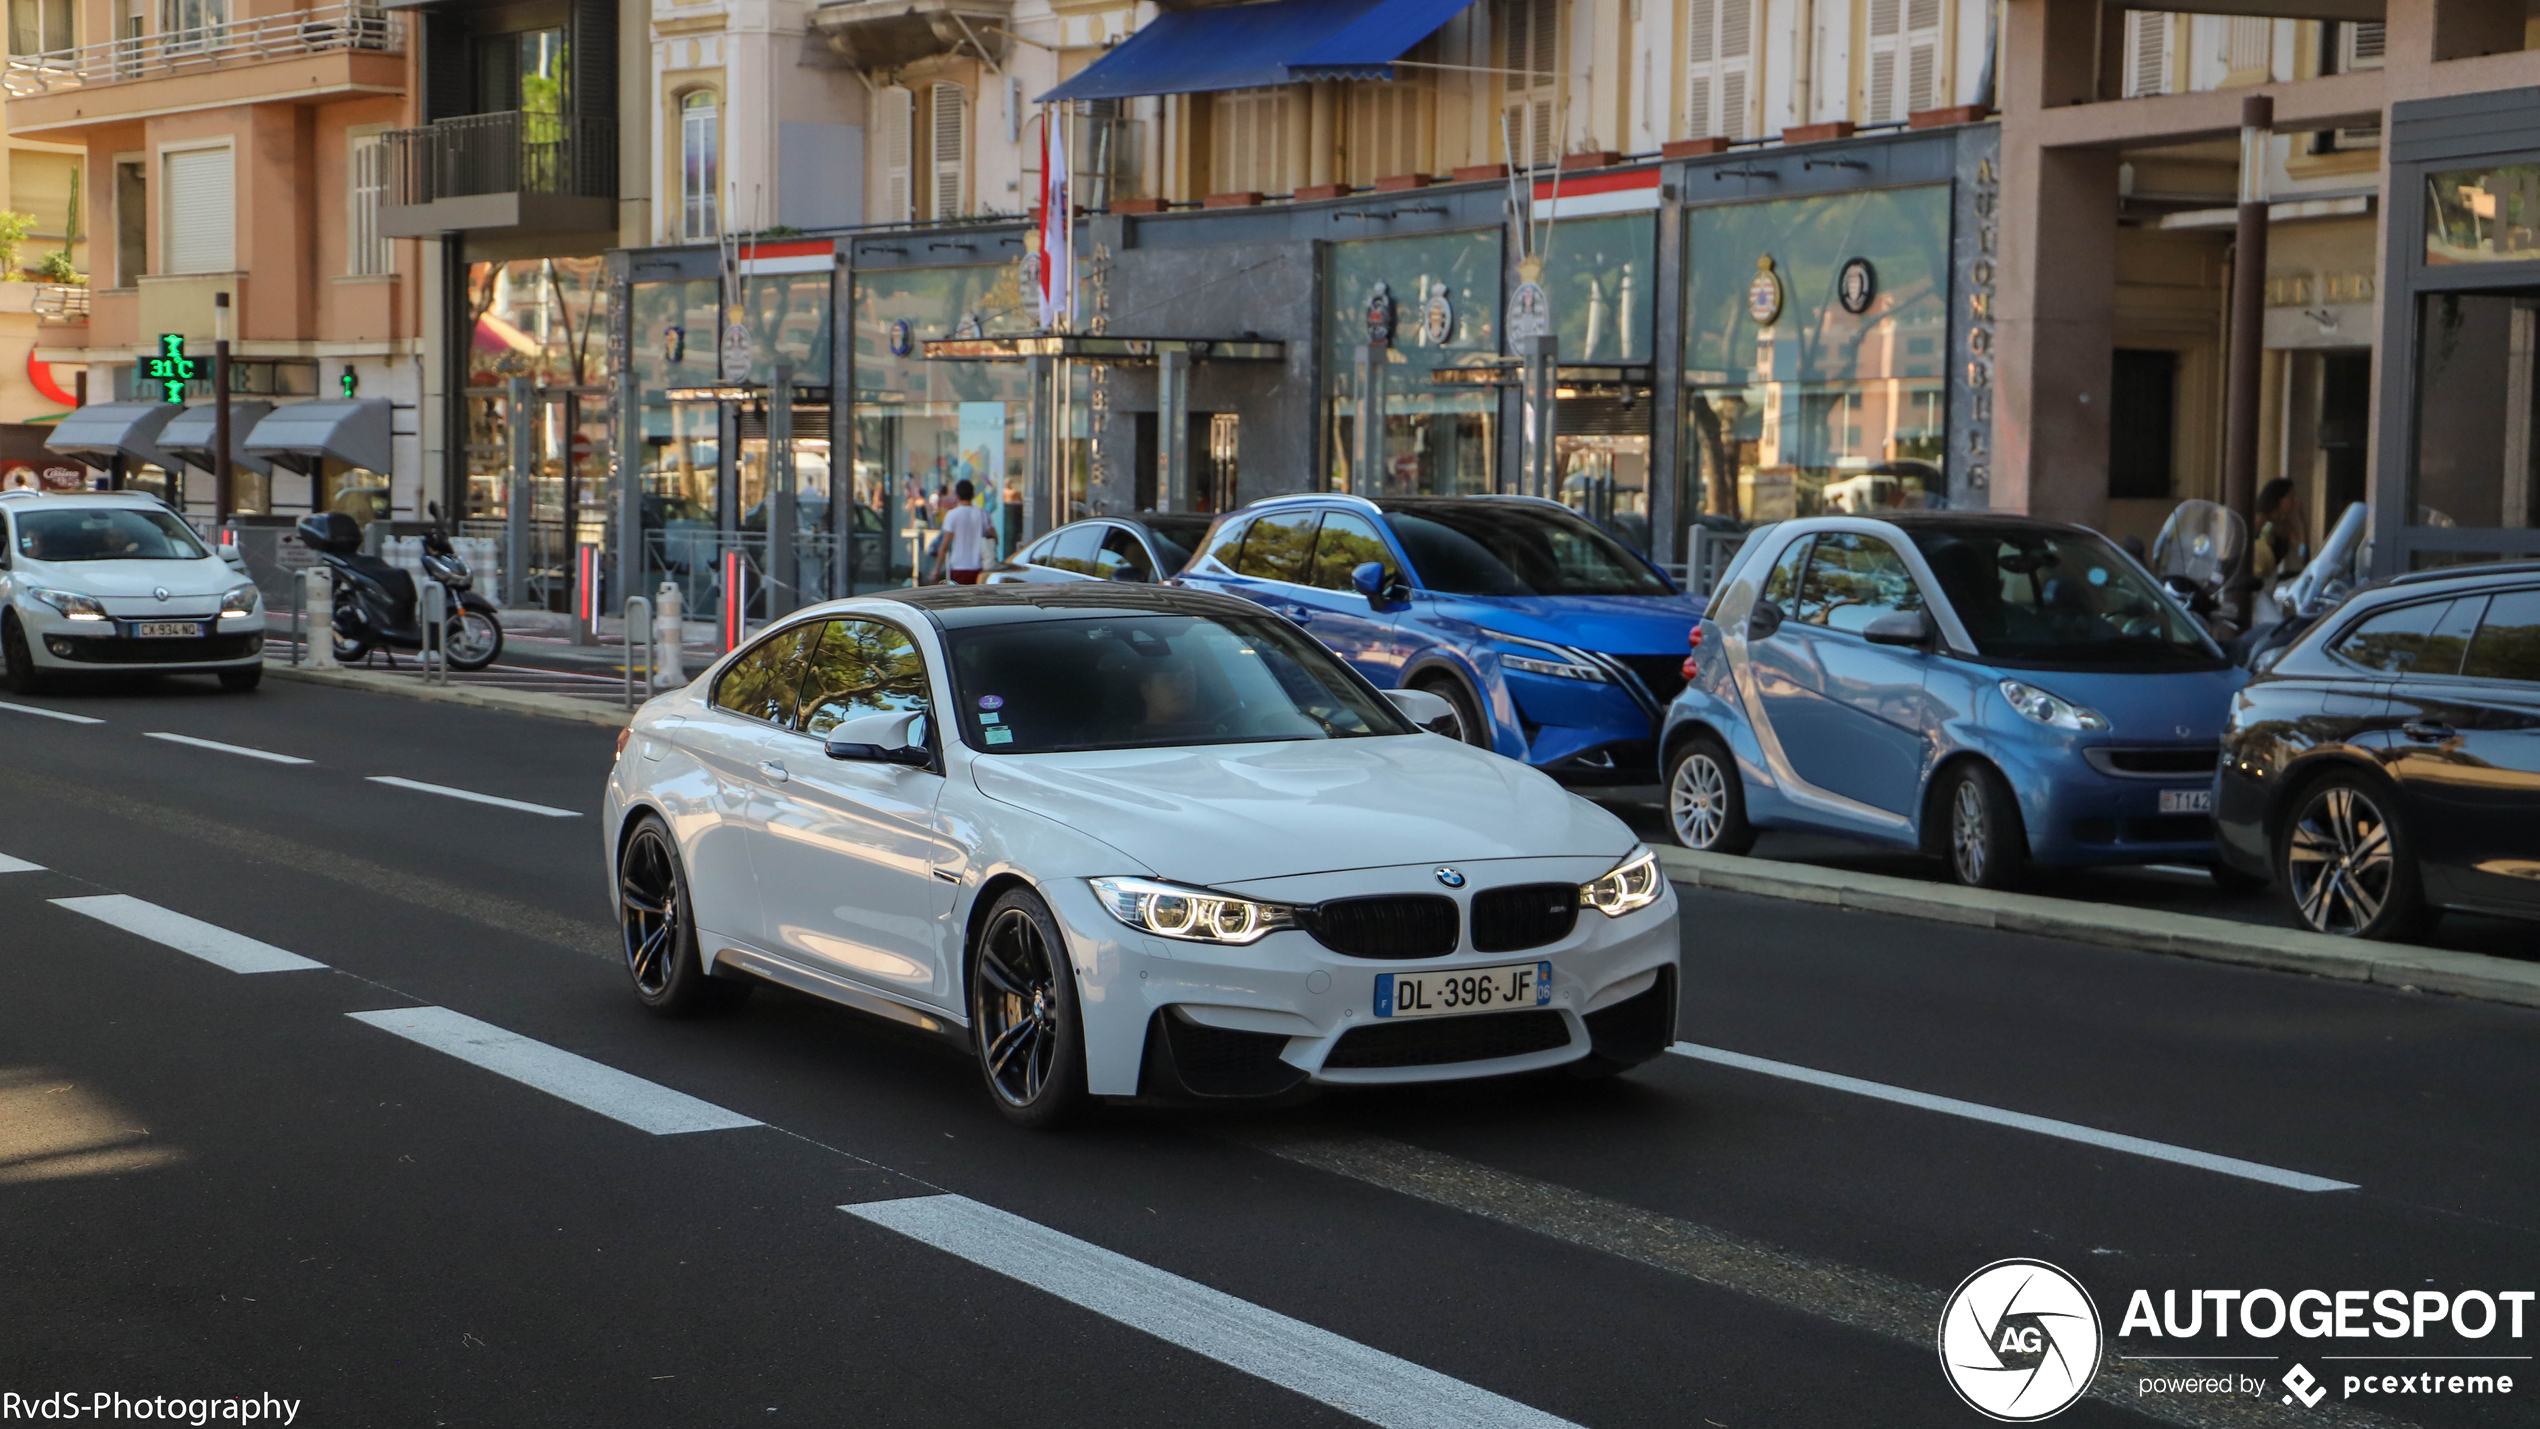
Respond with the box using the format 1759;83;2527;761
681;91;720;240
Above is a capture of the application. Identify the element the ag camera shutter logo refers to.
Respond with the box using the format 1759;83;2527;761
1940;1259;2103;1420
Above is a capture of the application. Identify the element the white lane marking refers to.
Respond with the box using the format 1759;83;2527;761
843;1195;1579;1429
53;894;327;974
347;1006;759;1135
365;776;580;818
0;853;42;874
0;699;102;724
1669;1042;2358;1193
143;731;312;764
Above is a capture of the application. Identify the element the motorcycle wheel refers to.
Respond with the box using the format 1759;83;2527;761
331;627;373;664
445;609;503;671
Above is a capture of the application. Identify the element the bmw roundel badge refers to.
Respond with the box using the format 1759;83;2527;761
1434;866;1466;888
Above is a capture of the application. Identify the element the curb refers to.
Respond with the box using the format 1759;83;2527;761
263;660;634;730
1654;846;2540;1011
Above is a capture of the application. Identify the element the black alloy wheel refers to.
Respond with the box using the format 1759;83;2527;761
969;888;1086;1128
1413;674;1490;750
2;616;50;696
618;816;749;1015
1665;731;1756;855
2276;773;2436;941
1939;761;2029;890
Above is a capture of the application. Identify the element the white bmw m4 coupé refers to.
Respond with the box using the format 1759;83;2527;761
603;584;1680;1126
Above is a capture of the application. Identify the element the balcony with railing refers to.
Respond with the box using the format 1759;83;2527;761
3;2;403;129
379;111;617;237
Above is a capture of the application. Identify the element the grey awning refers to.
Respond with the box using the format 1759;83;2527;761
243;399;394;475
158;401;277;477
44;401;180;471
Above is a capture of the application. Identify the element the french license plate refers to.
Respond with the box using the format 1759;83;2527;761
2159;788;2213;815
132;621;206;639
1374;961;1552;1019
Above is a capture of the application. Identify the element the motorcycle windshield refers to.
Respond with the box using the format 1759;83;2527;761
1909;524;2228;670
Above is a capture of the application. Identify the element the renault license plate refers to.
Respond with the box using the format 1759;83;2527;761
1374;961;1552;1019
132;621;205;639
2159;788;2213;815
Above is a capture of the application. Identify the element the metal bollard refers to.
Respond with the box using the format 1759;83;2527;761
304;568;339;669
653;581;685;689
288;568;305;666
622;596;652;711
420;580;449;685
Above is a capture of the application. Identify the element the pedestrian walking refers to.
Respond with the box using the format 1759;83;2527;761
932;480;991;585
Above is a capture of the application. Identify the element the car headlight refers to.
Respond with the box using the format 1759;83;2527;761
1485;630;1610;682
1088;876;1295;945
1580;845;1664;917
1998;679;2111;732
26;586;108;621
219;582;260;618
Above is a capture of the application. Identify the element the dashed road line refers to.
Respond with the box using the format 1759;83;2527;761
366;775;580;818
0;699;102;724
53;894;327;974
347;1006;760;1135
843;1194;1580;1429
0;852;42;874
142;731;312;765
1669;1042;2358;1193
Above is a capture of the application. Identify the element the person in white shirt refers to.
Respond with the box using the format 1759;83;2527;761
933;479;992;584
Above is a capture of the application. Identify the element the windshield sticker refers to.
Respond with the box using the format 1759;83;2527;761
984;726;1014;745
980;712;1001;724
978;695;1005;710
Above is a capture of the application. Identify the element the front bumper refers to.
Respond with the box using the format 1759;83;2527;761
1044;865;1682;1099
2007;749;2224;866
17;600;265;670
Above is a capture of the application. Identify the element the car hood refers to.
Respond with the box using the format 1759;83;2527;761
19;556;235;599
1972;661;2251;741
969;736;1634;885
1428;591;1701;655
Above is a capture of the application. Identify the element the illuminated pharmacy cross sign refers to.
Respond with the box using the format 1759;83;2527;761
140;334;200;402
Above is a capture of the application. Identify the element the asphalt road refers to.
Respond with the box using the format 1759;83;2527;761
3;672;2533;1428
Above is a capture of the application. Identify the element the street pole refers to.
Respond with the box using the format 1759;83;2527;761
212;291;232;520
1353;341;1389;494
1521;333;1559;500
1024;353;1053;542
1157;346;1190;512
768;356;796;617
2223;93;2272;585
506;374;533;609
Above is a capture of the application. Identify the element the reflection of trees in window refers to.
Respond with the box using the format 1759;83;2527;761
802;619;931;736
1794;533;1922;632
1310;514;1392;589
1236;513;1320;583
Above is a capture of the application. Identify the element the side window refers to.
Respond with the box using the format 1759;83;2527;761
1234;509;1321;584
1045;523;1102;576
1020;534;1058;566
711;623;822;728
1760;535;1812;609
1193;517;1248;574
1794;533;1926;634
1308;511;1394;591
2464;589;2540;683
798;619;933;739
2331;598;2475;676
1095;525;1155;582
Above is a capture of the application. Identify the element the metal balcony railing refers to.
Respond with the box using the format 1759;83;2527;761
1;2;400;97
385;112;617;206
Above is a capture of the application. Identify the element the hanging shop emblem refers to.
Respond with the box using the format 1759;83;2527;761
719;320;754;383
662;323;685;366
887;319;913;357
1837;258;1877;315
1365;282;1398;343
1422;283;1455;346
954;312;986;340
1747;257;1784;327
1506;280;1552;342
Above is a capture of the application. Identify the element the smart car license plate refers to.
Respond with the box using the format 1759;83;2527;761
2159;788;2213;815
1374;962;1552;1019
132;621;206;639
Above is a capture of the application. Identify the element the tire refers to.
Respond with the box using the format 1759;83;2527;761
218;665;263;693
2274;772;2438;941
617;816;751;1016
1665;732;1755;855
1;615;51;696
968;887;1088;1129
445;608;503;671
332;624;373;665
1938;761;2029;890
1412;673;1490;750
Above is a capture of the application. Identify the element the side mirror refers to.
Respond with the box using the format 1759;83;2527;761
823;710;933;768
1745;601;1784;640
1352;561;1412;608
1861;609;1932;647
1381;687;1459;736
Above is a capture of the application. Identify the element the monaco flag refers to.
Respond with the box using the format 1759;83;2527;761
1036;103;1073;330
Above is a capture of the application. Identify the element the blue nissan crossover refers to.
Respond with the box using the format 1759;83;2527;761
1659;513;2250;887
1176;494;1703;782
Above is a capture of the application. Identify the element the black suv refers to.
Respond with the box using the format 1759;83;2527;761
2216;562;2540;939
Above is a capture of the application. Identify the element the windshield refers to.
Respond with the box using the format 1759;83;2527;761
1383;503;1673;598
16;507;208;563
1138;515;1211;571
947;612;1412;754
1907;525;2223;668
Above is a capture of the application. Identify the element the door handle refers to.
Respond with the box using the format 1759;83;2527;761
757;759;791;782
2400;721;2454;744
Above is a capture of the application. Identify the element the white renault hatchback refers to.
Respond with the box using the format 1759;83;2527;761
604;583;1680;1126
0;490;266;694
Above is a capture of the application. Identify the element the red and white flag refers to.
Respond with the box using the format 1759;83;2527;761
1036;104;1073;330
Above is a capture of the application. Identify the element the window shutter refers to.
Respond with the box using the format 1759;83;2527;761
2123;12;2170;98
570;0;615;127
2222;16;2270;81
930;82;967;220
2342;20;2384;69
881;86;913;222
1865;0;1899;124
348;135;390;276
1904;0;1941;116
163;147;233;274
1498;0;1557;166
1688;0;1749;140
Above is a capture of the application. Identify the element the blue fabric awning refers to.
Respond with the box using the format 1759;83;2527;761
1039;0;1471;101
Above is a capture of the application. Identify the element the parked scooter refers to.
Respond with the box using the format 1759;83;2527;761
2150;498;2250;646
294;510;504;670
